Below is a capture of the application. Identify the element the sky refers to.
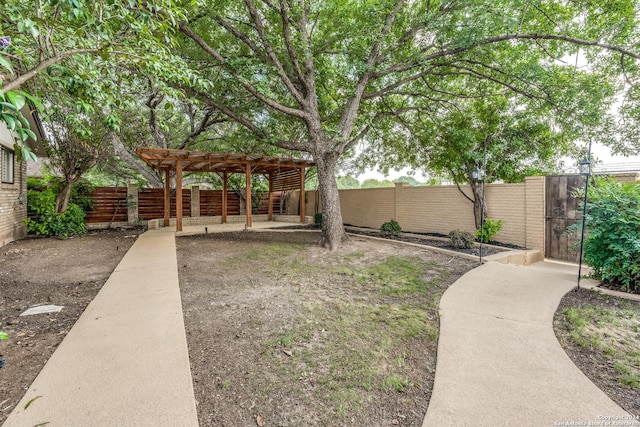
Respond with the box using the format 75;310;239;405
357;142;640;183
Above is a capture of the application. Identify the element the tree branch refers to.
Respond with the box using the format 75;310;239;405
179;21;309;119
454;176;474;204
278;0;306;86
2;48;100;93
106;131;164;187
336;0;407;148
244;0;306;106
427;33;640;63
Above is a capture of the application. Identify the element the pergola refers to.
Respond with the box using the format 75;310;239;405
136;147;315;232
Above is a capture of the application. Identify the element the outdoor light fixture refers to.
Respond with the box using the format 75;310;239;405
472;165;484;182
579;158;591;176
576;156;592;290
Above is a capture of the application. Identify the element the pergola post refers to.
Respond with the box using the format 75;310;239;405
135;148;316;228
300;167;306;223
176;159;183;232
245;163;252;227
164;169;171;227
222;171;228;224
268;172;274;221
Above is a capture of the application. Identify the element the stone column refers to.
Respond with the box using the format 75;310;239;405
127;183;138;225
191;186;200;217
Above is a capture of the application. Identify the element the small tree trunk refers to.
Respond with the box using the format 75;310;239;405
55;180;75;213
315;151;348;251
470;181;487;230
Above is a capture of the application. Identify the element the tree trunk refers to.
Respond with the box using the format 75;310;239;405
470;181;487;230
315;151;348;251
106;131;164;188
55;180;75;213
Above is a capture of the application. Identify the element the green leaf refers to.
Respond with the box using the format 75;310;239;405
0;55;13;73
0;331;8;340
16;90;43;109
2;113;17;130
16;128;37;145
6;91;26;110
0;101;18;112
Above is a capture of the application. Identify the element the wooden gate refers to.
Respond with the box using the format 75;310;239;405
545;175;585;262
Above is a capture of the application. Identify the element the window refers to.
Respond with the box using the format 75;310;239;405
1;146;14;184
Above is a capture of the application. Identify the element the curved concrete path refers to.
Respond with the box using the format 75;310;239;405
3;229;198;427
423;261;639;427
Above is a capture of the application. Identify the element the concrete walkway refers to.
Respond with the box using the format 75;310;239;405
4;226;638;426
3;229;198;427
423;261;639;427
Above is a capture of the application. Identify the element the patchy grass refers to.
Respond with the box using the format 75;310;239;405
178;232;475;426
562;302;640;388
261;255;440;419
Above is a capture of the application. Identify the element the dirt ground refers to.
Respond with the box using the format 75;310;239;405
177;231;475;426
2;227;638;426
0;229;139;423
554;288;640;416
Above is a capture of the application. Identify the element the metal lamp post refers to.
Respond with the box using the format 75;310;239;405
472;164;486;264
576;157;591;290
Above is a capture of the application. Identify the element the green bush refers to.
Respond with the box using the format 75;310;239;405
381;219;402;236
314;212;323;226
25;187;87;239
582;178;639;292
28;177;95;212
449;229;474;249
476;218;504;243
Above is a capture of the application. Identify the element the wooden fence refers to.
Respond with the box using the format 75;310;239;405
85;186;282;224
84;187;128;224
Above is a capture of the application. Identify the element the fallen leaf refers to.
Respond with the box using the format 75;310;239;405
24;396;42;410
256;414;266;426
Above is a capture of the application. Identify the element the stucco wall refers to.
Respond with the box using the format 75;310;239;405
299;178;546;251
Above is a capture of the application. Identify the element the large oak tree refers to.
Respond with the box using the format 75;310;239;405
173;0;640;249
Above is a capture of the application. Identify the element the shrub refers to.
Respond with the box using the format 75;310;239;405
449;229;474;249
582;178;640;292
27;176;95;212
314;212;323;226
476;218;504;243
381;219;402;236
25;187;87;239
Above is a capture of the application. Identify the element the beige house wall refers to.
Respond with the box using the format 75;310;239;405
298;177;547;251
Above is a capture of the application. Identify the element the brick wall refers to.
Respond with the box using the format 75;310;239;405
0;148;27;248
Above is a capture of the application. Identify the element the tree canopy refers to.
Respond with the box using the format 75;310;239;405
3;0;640;249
